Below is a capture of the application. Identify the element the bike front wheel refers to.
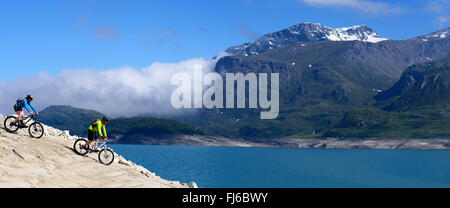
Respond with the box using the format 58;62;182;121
74;139;89;156
4;116;19;133
98;149;114;165
29;122;44;139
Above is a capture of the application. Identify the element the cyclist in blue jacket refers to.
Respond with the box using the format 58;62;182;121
14;95;39;127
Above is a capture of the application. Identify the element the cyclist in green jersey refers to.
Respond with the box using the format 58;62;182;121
82;116;110;151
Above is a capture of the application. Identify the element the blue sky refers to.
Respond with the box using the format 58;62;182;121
1;0;449;81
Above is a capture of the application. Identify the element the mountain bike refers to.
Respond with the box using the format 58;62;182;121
3;115;44;139
73;138;115;165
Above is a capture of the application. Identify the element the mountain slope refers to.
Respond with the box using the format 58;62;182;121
189;24;450;138
377;56;450;111
217;29;450;107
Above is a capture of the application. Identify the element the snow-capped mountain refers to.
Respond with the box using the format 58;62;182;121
417;27;449;42
226;22;388;56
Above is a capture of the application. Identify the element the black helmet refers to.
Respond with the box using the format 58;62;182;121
102;116;110;122
26;95;33;100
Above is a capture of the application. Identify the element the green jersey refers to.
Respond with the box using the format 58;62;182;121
88;120;107;138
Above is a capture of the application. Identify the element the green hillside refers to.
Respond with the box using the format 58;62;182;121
108;117;203;136
38;105;203;137
37;105;105;136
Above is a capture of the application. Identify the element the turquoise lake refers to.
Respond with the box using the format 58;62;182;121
109;144;450;188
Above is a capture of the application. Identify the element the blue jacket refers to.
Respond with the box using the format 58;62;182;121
16;99;37;113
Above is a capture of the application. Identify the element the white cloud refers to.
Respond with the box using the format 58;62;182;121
425;0;450;28
425;0;450;14
299;0;404;14
93;26;121;41
438;16;450;28
0;53;230;118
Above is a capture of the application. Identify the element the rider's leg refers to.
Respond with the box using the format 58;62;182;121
82;130;95;149
18;111;25;126
14;111;26;127
14;110;24;123
93;139;99;150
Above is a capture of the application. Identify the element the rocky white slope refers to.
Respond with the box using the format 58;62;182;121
0;114;196;188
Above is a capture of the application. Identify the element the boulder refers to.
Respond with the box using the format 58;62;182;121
134;165;156;178
188;182;198;188
0;114;5;128
47;126;62;137
314;143;327;149
117;156;133;166
61;130;71;139
43;125;49;136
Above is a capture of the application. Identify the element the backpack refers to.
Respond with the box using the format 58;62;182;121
16;98;25;107
90;119;100;128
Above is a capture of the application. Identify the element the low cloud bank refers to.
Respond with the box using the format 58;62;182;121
0;53;228;117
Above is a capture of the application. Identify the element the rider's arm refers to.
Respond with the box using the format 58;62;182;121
95;120;105;138
28;101;38;114
102;124;108;138
23;100;32;113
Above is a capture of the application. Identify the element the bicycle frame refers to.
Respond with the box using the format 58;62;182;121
73;137;114;165
88;138;109;152
11;115;35;127
18;114;34;123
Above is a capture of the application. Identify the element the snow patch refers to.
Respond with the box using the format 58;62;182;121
323;26;387;43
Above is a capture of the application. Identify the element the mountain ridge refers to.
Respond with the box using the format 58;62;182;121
226;22;388;56
194;24;450;138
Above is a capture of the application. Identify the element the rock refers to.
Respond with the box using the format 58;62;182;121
134;165;156;178
314;143;327;149
188;182;198;188
48;127;62;137
61;130;71;139
0;128;7;137
118;157;132;166
43;125;49;136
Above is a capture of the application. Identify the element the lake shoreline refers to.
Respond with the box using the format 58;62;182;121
110;134;450;150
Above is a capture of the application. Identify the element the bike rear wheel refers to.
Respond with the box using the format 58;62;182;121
74;139;89;156
29;122;44;138
4;116;19;133
98;149;114;165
